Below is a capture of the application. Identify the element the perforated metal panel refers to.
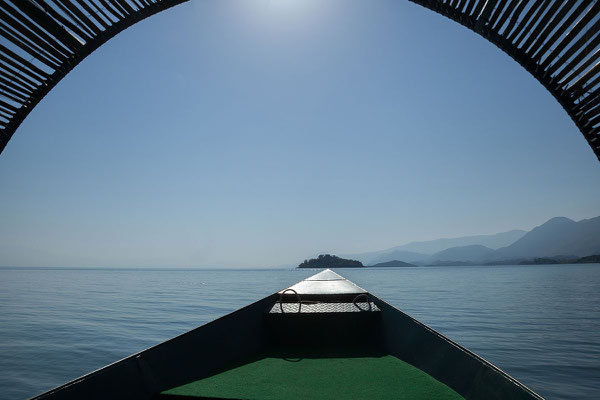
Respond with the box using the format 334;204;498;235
268;301;380;314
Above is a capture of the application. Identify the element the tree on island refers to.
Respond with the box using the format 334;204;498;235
298;254;363;268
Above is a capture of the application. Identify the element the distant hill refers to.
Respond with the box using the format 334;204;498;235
427;245;495;263
344;229;525;265
346;249;429;265
298;254;363;269
490;216;600;260
370;260;418;268
385;230;526;254
575;255;600;264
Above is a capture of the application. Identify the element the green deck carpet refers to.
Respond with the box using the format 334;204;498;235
160;351;463;399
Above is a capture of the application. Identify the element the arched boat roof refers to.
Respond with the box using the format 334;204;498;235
1;1;600;160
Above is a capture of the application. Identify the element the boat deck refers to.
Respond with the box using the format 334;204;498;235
158;348;464;400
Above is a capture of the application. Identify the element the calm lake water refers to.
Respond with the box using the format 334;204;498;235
1;265;599;399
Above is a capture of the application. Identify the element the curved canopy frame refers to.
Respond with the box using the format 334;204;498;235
409;0;600;161
0;0;188;154
1;0;600;161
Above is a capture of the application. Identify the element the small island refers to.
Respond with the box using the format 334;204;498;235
370;260;418;268
298;254;363;269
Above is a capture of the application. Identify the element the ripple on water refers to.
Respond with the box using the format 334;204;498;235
0;265;599;400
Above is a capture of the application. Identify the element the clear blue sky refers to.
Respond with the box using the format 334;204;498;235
1;0;599;267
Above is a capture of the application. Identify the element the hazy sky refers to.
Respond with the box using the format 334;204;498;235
1;0;599;268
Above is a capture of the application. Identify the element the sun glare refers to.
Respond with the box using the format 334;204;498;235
230;0;329;38
265;0;312;13
255;0;323;21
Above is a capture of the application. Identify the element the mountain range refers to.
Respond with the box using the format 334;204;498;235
345;216;600;265
344;229;526;265
489;216;600;260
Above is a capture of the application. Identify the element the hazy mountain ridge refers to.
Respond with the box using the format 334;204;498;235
345;216;600;266
490;216;600;260
427;245;495;263
387;229;526;254
345;229;526;265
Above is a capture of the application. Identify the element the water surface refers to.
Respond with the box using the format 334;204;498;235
1;265;599;399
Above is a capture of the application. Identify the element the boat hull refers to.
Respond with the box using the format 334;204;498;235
31;271;542;400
